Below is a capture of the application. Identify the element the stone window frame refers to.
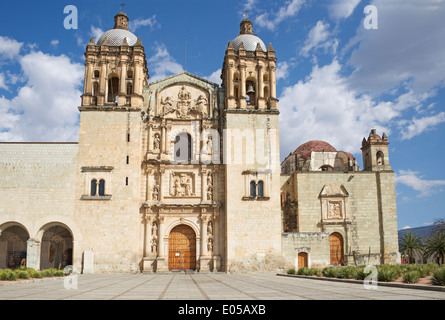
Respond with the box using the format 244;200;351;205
319;184;349;223
80;166;113;200
241;170;271;201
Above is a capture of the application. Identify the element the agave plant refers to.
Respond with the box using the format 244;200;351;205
424;231;445;266
399;231;424;264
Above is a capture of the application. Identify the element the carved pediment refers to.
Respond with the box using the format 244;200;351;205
158;84;209;119
320;183;349;198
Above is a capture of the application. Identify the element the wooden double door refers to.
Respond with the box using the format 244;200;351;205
330;232;344;266
168;225;196;271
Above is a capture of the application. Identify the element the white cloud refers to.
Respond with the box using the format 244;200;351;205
275;61;291;81
278;59;398;158
204;69;222;85
0;36;23;60
255;0;306;31
148;43;183;83
300;21;338;57
129;15;159;33
50;40;59;47
348;0;445;94
0;51;83;142
398;112;445;140
328;0;361;20
0;73;7;90
395;170;445;197
90;26;104;41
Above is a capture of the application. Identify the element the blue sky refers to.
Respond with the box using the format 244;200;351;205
0;0;444;230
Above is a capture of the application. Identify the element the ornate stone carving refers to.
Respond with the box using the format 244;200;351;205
170;172;195;197
328;201;342;219
152;185;159;201
153;133;161;150
159;85;208;119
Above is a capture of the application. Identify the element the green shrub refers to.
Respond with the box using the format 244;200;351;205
41;269;52;277
54;270;64;277
377;267;399;282
297;267;308;275
0;269;16;281
337;266;357;279
403;271;420;284
322;267;339;278
287;268;295;274
14;270;30;280
431;267;445;286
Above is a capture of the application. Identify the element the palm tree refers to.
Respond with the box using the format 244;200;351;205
424;231;445;266
399;231;424;264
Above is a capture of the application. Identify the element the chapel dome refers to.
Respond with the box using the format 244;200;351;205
96;12;138;47
232;18;267;52
293;140;337;159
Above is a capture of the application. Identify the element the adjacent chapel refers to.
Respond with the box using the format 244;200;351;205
0;12;400;273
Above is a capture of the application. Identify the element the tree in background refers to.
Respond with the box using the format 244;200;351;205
399;232;424;264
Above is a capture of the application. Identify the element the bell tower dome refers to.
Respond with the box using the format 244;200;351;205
81;11;148;109
221;18;278;110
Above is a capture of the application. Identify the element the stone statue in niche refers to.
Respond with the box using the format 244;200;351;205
152;185;159;201
207;221;213;235
207;237;213;252
151;238;157;253
207;172;213;186
153;133;160;150
207;186;213;201
206;136;213;155
152;222;158;237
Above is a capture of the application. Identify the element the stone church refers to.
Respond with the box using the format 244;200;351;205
0;12;399;273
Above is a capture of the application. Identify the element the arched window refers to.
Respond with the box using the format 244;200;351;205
126;82;133;95
90;180;97;196
174;132;192;163
376;151;384;165
127;70;133;79
246;79;256;106
263;73;269;82
264;86;270;99
320;165;334;172
233;72;240;81
250;181;256;198
99;180;105;196
107;75;119;103
258;181;264;198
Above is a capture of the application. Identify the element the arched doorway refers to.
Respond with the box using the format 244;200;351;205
0;225;29;269
40;225;73;270
298;252;308;268
168;225;196;271
330;232;344;266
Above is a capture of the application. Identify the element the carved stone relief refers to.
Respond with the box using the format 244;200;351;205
170;172;195;197
159;85;209;119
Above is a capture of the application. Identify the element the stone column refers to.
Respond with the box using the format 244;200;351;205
228;67;234;97
98;61;107;105
257;65;264;109
240;64;246;99
158;168;165;201
145;169;152;201
270;65;276;99
26;239;41;270
147;124;152;153
156;215;169;272
84;62;93;95
119;62;127;95
201;168;207;202
160;124;166;154
201;215;208;257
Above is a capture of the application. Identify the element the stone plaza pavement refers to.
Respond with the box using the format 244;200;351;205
0;273;444;300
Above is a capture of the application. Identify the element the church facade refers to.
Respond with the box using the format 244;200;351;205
0;12;399;274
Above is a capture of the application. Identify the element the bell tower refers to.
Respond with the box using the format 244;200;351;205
221;18;278;110
361;129;392;171
221;18;282;270
81;11;148;109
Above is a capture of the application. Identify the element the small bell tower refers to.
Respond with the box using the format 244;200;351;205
361;129;392;171
221;18;278;110
81;11;148;109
